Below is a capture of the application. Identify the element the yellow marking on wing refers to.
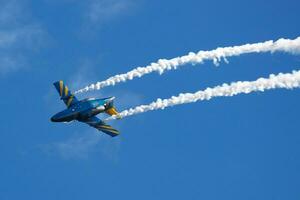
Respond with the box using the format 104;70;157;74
99;126;114;130
99;125;119;132
100;125;112;129
103;129;119;134
67;95;73;107
64;86;69;97
109;130;119;134
59;81;63;96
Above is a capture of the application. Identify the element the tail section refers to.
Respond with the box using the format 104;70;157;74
105;106;122;119
53;81;78;107
105;107;119;116
102;97;122;119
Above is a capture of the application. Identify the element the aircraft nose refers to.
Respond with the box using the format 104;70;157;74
50;116;58;122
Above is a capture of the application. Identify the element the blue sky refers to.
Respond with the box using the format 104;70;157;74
0;0;300;199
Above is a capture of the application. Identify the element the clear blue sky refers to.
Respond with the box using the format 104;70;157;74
0;0;300;199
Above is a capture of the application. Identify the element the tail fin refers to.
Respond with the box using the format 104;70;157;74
102;97;122;119
53;81;78;107
105;107;122;119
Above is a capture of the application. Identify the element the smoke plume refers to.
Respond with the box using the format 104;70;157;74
105;70;300;120
76;37;300;94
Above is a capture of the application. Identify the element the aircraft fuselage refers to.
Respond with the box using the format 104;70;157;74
51;97;114;122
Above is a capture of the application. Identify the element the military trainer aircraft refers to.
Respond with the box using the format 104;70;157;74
51;81;121;137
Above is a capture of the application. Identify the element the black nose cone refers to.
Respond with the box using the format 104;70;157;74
51;116;57;122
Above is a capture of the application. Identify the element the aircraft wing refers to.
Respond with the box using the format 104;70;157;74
80;116;120;137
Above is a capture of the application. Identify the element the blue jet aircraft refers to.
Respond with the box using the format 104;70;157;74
51;81;121;137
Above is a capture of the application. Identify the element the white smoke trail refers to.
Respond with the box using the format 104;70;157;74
105;70;300;120
75;37;300;94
